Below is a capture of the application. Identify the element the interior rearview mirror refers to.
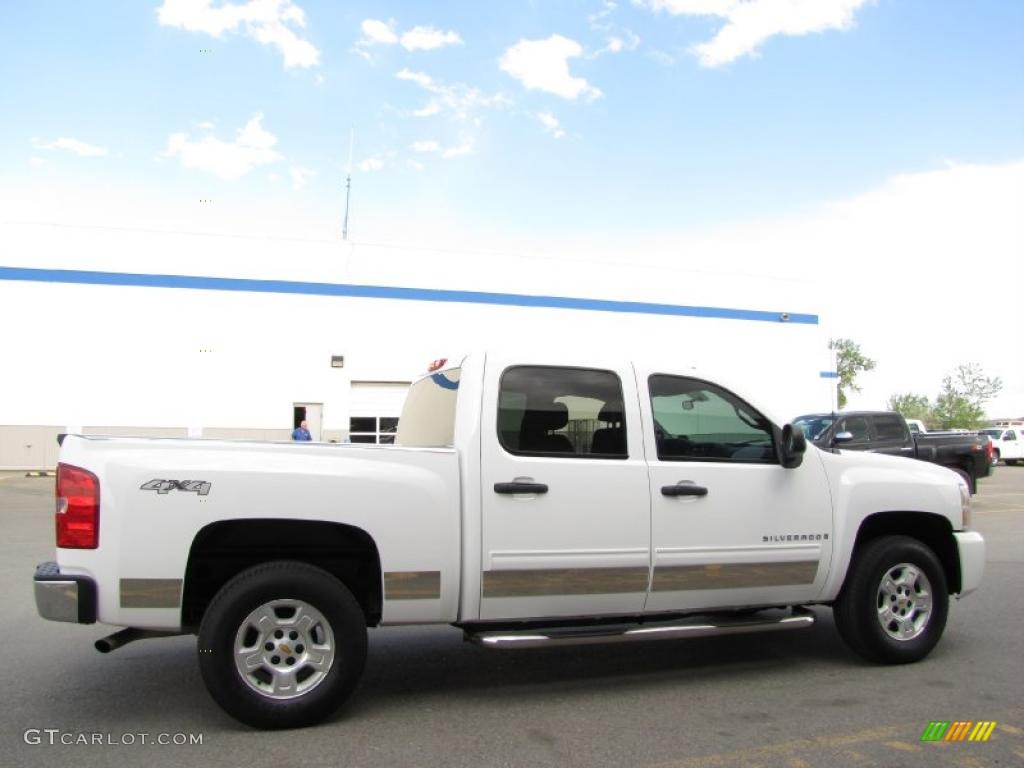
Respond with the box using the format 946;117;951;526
780;424;806;469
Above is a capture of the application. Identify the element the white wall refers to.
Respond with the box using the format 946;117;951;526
0;220;832;434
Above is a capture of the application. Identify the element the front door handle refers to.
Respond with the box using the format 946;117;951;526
661;483;708;497
495;481;549;495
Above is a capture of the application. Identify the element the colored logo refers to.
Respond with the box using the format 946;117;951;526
920;721;997;742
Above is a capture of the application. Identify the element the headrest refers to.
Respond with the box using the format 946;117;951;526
598;402;623;424
521;403;569;433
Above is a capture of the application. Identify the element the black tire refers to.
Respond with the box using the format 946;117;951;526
833;535;948;664
1006;459;1019;467
198;560;367;729
949;466;975;495
991;450;1000;467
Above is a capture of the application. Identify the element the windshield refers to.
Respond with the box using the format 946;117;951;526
793;415;833;440
979;429;1003;438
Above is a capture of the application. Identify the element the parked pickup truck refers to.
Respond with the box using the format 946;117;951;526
979;425;1024;466
792;411;992;493
35;353;985;729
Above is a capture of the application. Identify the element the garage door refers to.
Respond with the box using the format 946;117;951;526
349;381;410;444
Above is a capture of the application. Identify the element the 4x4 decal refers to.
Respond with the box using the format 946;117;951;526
140;479;212;496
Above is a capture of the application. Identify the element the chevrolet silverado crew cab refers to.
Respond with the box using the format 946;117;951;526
34;352;985;729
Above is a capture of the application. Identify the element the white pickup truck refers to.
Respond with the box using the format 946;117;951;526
35;352;985;729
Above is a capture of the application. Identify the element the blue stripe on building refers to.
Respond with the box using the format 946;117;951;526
0;266;818;325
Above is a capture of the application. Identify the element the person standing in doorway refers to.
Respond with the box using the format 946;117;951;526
292;420;312;441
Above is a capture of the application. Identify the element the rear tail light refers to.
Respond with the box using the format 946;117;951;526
56;463;100;549
985;439;994;462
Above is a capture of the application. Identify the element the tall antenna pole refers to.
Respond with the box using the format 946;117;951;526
342;128;354;240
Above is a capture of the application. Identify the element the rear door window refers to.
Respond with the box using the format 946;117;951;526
873;415;907;442
498;366;627;458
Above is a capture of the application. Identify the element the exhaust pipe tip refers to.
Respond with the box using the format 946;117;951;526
95;628;141;653
94;627;182;653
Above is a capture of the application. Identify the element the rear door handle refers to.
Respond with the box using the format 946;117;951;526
494;481;549;494
661;483;708;497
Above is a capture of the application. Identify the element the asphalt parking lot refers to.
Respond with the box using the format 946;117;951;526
2;467;1023;768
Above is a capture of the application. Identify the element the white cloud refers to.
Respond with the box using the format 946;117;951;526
413;102;442;117
588;2;641;57
591;30;641;57
355;150;397;172
499;35;602;101
357;156;384;172
355;20;461;56
441;142;473;159
396;68;434;88
636;0;874;67
589;1;618;30
161;113;283;180
358;18;398;46
406;159;425;171
622;159;1024;415
289;166;315;189
194;120;217;130
157;0;320;69
400;25;462;51
648;49;678;65
537;112;566;139
396;68;510;120
31;137;109;157
408;139;473;158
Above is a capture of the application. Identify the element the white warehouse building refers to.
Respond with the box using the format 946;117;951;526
0;220;833;470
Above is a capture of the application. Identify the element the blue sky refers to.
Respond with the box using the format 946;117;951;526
3;0;1022;239
2;1;1023;414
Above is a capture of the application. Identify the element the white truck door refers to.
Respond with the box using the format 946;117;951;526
479;356;651;621
1005;429;1023;460
639;370;834;613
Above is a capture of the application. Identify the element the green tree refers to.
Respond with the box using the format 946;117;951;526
930;363;1003;429
830;338;876;408
887;393;933;424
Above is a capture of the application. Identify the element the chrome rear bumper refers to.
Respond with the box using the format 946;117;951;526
34;561;96;624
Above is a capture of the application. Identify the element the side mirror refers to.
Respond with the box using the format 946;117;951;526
780;424;806;469
833;431;854;445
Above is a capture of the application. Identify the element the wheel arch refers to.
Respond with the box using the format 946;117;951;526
843;511;961;595
182;519;383;630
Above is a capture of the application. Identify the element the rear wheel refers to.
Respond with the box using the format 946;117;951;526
1006;459;1019;467
991;450;1000;467
198;561;367;729
833;536;948;664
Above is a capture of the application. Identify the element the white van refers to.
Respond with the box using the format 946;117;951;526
979;425;1024;466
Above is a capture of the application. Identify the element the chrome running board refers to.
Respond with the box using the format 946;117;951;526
467;608;815;650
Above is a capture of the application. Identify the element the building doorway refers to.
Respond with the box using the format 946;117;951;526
292;402;323;441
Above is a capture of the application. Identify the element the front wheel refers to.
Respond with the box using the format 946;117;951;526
198;561;367;729
833;536;948;664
